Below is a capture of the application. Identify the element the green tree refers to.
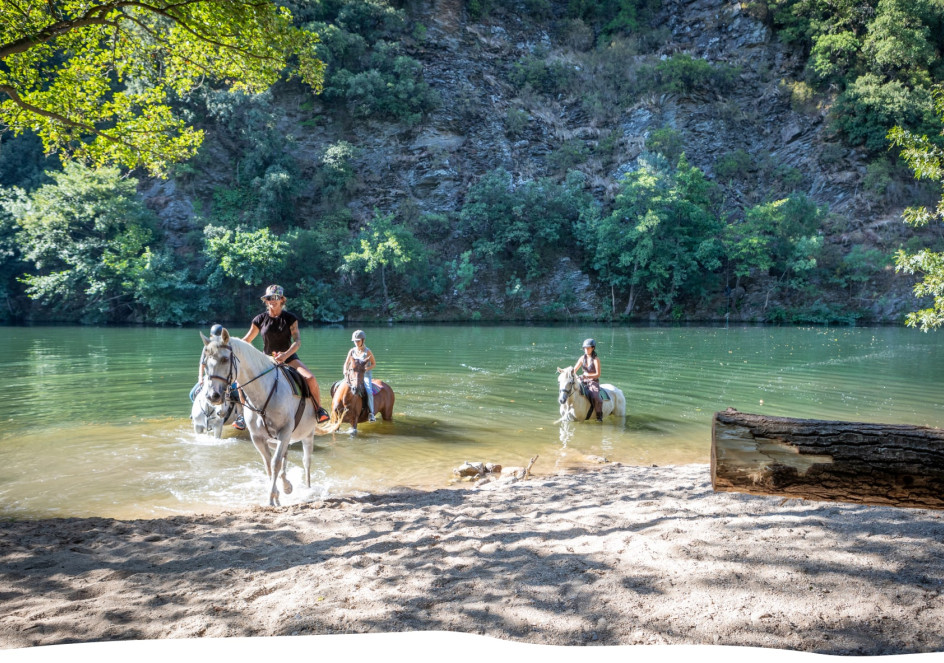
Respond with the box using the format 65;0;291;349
862;0;935;83
725;193;824;288
0;1;324;175
341;210;421;310
131;247;209;325
583;154;723;315
14;162;156;321
457;169;591;281
888;84;944;329
0;186;28;319
203;226;288;288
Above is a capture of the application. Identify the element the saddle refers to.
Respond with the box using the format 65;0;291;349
578;380;610;401
278;364;311;400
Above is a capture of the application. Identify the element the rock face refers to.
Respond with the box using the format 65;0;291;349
140;0;921;323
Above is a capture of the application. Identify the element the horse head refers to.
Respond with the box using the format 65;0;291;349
191;393;226;438
345;357;367;394
556;366;577;405
200;327;235;407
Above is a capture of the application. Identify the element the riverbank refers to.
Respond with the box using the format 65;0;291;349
2;463;942;654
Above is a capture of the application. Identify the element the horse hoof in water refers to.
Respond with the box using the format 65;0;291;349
282;478;293;495
270;493;281;507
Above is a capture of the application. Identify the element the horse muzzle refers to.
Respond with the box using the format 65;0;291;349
206;386;225;406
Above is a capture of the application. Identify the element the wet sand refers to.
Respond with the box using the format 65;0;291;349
2;464;943;655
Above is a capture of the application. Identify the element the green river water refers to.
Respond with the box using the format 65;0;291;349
0;324;940;519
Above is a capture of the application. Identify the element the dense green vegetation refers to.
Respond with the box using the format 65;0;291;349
763;0;944;151
1;0;942;325
0;1;324;175
889;85;944;330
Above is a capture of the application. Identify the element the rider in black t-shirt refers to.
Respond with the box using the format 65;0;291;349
241;285;330;423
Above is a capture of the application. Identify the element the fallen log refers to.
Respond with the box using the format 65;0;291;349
711;408;944;510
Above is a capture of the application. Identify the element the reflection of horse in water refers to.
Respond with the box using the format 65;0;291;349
556;366;626;422
330;357;394;434
191;388;238;438
200;327;324;506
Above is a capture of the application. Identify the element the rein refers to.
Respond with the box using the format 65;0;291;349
560;372;595;421
204;343;281;438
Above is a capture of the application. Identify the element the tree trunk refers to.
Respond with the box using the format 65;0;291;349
711;408;944;510
380;264;388;310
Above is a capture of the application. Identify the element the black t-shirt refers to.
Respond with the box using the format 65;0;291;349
251;310;299;356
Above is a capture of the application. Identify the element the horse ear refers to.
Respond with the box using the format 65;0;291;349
220;328;230;344
201;332;209;346
556;367;563;373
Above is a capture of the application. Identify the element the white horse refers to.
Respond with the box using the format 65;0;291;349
191;388;238;438
556;366;626;422
200;327;323;506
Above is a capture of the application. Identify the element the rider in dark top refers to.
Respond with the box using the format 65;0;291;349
573;338;603;421
242;285;330;423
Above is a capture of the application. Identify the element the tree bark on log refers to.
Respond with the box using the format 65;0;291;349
711;408;944;510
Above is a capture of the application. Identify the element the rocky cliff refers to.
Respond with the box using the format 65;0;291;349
140;0;926;324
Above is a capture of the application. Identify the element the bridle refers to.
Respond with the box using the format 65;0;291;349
201;344;237;395
202;342;281;436
345;359;367;394
558;370;576;405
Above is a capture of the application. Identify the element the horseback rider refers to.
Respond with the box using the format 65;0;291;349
242;285;330;423
574;338;603;421
343;330;377;422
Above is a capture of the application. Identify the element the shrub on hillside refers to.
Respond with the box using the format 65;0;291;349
831;74;936;151
637;54;739;95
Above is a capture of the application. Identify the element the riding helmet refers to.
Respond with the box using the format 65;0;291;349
210;324;224;337
352;330;366;342
582;338;596;348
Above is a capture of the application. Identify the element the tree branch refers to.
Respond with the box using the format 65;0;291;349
115;1;286;64
0;83;129;147
2;1;286;68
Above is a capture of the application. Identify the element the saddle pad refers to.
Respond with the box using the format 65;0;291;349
330;379;381;398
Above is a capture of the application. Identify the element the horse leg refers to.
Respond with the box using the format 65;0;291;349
302;437;313;488
349;398;361;434
269;437;291;506
381;389;394;421
281;460;293;495
250;431;273;478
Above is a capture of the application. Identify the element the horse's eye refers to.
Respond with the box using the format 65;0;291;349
220;356;229;364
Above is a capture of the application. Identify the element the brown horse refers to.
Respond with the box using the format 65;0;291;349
329;357;395;433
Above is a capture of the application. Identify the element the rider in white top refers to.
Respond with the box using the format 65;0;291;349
344;330;377;422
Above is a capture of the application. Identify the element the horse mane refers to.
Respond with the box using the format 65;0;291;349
223;336;275;376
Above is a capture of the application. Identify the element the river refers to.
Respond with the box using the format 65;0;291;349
0;324;939;519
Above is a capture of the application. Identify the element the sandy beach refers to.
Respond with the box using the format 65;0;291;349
1;463;942;655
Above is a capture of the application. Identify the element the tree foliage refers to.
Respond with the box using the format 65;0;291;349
456;168;592;281
582;154;723;315
766;0;944;151
0;1;324;175
13;162;156;321
889;84;944;330
341;210;422;310
725;194;824;283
